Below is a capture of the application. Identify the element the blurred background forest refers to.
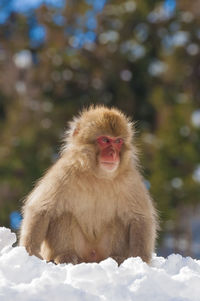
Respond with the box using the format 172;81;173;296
0;0;200;259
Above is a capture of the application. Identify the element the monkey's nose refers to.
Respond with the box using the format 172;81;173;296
109;148;117;159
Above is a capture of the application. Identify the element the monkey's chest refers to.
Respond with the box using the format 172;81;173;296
70;196;117;240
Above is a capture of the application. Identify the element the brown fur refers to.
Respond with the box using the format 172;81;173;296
19;106;158;265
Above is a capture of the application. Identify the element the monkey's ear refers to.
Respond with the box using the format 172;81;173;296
72;124;80;136
73;128;79;136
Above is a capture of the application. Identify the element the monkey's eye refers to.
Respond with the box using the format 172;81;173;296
100;137;110;144
114;138;124;144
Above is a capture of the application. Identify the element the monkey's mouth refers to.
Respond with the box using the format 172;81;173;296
100;161;119;171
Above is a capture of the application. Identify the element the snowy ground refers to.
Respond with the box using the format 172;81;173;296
0;227;200;301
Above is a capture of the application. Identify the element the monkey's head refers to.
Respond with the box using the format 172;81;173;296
64;106;136;177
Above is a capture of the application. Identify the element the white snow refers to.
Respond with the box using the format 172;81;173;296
0;227;200;301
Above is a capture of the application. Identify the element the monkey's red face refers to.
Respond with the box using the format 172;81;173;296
97;136;124;172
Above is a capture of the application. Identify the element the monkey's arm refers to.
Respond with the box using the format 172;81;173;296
19;157;69;258
128;216;157;263
19;206;50;259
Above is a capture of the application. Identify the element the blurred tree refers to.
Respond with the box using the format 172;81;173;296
0;0;200;258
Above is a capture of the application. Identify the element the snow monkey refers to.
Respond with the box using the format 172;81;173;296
19;106;158;265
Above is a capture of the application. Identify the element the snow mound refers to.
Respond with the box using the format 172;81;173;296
0;227;16;252
0;227;200;301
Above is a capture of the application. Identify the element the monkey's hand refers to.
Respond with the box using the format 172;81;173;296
19;208;50;260
54;252;82;264
23;242;43;260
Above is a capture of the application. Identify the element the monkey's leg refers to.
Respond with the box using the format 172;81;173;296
54;251;82;264
128;217;156;264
